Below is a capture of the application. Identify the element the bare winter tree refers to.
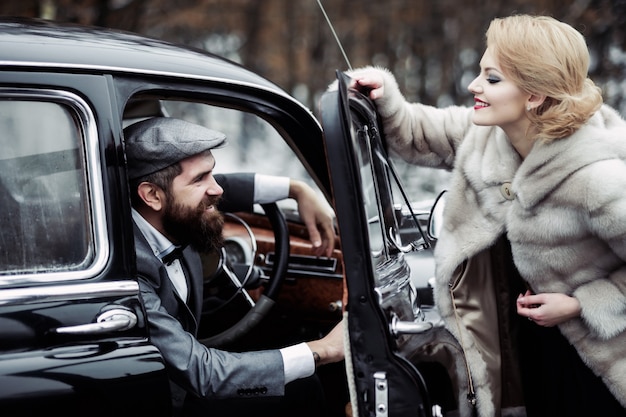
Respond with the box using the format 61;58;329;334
1;0;624;113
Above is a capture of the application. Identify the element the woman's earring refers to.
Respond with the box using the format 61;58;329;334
526;105;531;111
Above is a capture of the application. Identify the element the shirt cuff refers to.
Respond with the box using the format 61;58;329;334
254;174;290;204
280;342;315;384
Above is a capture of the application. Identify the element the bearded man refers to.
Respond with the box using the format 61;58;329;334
125;117;344;417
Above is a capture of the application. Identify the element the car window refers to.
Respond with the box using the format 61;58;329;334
0;94;96;277
352;124;385;256
160;100;328;215
391;158;451;203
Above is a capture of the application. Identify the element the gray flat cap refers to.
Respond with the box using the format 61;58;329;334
124;117;226;180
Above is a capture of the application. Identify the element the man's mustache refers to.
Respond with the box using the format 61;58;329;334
200;195;222;211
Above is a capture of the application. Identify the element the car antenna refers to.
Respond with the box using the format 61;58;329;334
316;0;353;71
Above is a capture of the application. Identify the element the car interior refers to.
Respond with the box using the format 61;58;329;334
123;95;350;416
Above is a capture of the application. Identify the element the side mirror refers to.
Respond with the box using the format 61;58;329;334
427;190;447;241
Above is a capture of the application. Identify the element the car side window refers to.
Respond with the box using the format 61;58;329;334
0;95;94;276
159;100;326;213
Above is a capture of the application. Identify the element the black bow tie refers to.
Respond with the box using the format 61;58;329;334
161;245;187;266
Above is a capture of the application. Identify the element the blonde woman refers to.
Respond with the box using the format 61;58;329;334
346;14;626;417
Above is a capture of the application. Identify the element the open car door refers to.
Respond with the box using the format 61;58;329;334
321;71;444;417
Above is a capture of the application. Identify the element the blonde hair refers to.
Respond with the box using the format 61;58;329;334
486;15;603;142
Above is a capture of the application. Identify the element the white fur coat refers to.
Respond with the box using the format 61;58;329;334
344;66;626;416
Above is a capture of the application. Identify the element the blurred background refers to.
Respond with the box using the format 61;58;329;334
2;0;625;199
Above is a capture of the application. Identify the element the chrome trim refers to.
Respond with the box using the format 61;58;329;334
224;212;257;284
0;280;139;306
389;313;434;337
0;87;108;286
265;252;337;274
0;60;322;129
387;226;415;253
261;268;343;281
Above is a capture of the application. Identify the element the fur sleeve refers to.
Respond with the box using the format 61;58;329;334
338;66;474;170
574;271;626;339
574;158;626;339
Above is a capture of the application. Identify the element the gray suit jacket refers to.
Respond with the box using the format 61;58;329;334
134;173;285;414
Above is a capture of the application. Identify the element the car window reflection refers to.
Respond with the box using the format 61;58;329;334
0;99;92;275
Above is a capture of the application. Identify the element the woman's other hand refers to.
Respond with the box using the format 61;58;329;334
517;290;582;327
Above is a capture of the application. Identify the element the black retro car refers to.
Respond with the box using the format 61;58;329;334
0;17;454;417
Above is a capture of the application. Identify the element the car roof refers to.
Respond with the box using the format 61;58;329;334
0;17;291;99
0;17;333;196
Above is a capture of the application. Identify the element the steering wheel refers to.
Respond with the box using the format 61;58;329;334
199;203;289;348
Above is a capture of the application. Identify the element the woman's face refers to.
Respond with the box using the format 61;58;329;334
467;48;530;134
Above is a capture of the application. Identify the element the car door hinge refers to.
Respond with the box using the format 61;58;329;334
373;371;388;417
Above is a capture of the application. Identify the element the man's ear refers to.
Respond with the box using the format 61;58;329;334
137;182;165;212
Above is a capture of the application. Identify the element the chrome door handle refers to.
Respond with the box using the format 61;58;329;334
54;308;137;335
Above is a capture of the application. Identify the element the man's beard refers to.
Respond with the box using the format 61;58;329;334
162;195;224;253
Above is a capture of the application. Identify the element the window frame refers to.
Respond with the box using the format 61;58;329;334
0;88;109;287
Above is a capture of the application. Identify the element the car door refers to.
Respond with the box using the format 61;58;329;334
321;71;445;417
0;75;171;416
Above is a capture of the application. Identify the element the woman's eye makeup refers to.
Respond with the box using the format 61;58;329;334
486;75;501;84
